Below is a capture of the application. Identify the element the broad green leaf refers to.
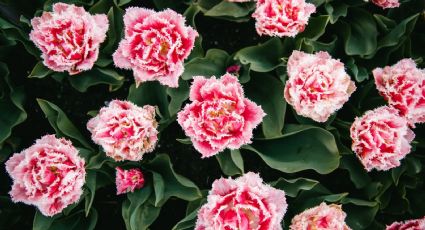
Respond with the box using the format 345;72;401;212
325;2;348;24
122;184;153;230
339;8;377;56
68;68;124;92
340;154;371;189
144;154;202;206
204;1;255;18
49;209;98;230
84;171;96;216
129;198;161;230
234;38;284;72
271;177;319;197
172;208;198;230
297;15;330;40
184;5;204;59
373;14;396;32
127;82;170;119
244;72;286;138
0;63;26;144
33;211;57;230
297;35;338;54
28;61;52;78
182;49;229;80
167;78;189;116
86;152;113;170
342;199;379;229
216;149;244;176
244;125;340;174
36;99;93;150
103;6;124;54
346;58;369;82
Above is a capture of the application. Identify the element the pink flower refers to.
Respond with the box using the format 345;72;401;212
370;0;400;9
195;172;287;230
29;3;108;75
350;106;415;171
113;7;198;88
386;217;425;230
115;167;145;195
252;0;316;37
290;203;351;230
87;100;158;161
284;51;356;122
5;135;86;216
177;74;265;158
226;65;241;75
373;59;425;127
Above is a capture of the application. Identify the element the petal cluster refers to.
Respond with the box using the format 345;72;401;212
290;203;351;230
386;217;425;230
113;7;198;88
371;0;400;9
30;3;108;75
5;135;86;216
195;172;287;230
350;106;415;171
373;58;425;127
177;74;265;157
252;0;316;37
115;167;145;195
284;51;356;122
87;100;158;161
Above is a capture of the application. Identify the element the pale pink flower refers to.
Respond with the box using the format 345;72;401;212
195;172;287;230
113;7;198;88
290;203;351;230
373;59;425;127
350;106;415;171
284;51;356;122
29;3;108;75
252;0;316;37
115;167;145;195
5;135;86;216
370;0;400;9
177;74;265;158
87;100;158;161
386;217;425;230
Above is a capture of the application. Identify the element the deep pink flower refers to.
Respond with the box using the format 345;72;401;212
29;3;108;75
226;65;241;75
113;7;198;88
5;135;86;216
370;0;400;9
87;100;158;161
290;203;351;230
195;172;287;230
386;217;425;230
350;106;415;171
252;0;316;37
373;59;425;127
177;74;265;158
284;51;356;122
115;167;145;195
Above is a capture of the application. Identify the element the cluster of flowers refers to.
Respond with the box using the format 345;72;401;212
351;59;424;171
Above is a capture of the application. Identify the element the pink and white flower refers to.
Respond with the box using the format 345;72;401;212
115;167;145;195
373;59;425;127
386;217;425;230
350;106;415;171
87;100;158;161
252;0;316;37
30;3;108;75
177;74;265;158
284;51;356;122
5;135;86;216
113;7;198;88
195;172;287;230
370;0;400;9
290;203;351;230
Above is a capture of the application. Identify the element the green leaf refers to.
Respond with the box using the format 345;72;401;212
144;154;202;206
167;78;189;116
244;72;286;138
297;15;330;40
127;82;170;119
339;8;378;56
86;152;113;170
103;7;124;54
182;49;229;80
234;38;284;72
184;5;204;60
28;61;52;78
129;198;161;230
204;1;255;18
68;68;124;92
271;177;319;197
340;154;371;189
84;171;96;217
346;58;369;82
244;125;340;174
0;63;26;144
33;211;57;230
172;208;199;230
342;199;379;229
122;184;153;230
325;2;348;24
36;99;93;150
216;149;244;176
